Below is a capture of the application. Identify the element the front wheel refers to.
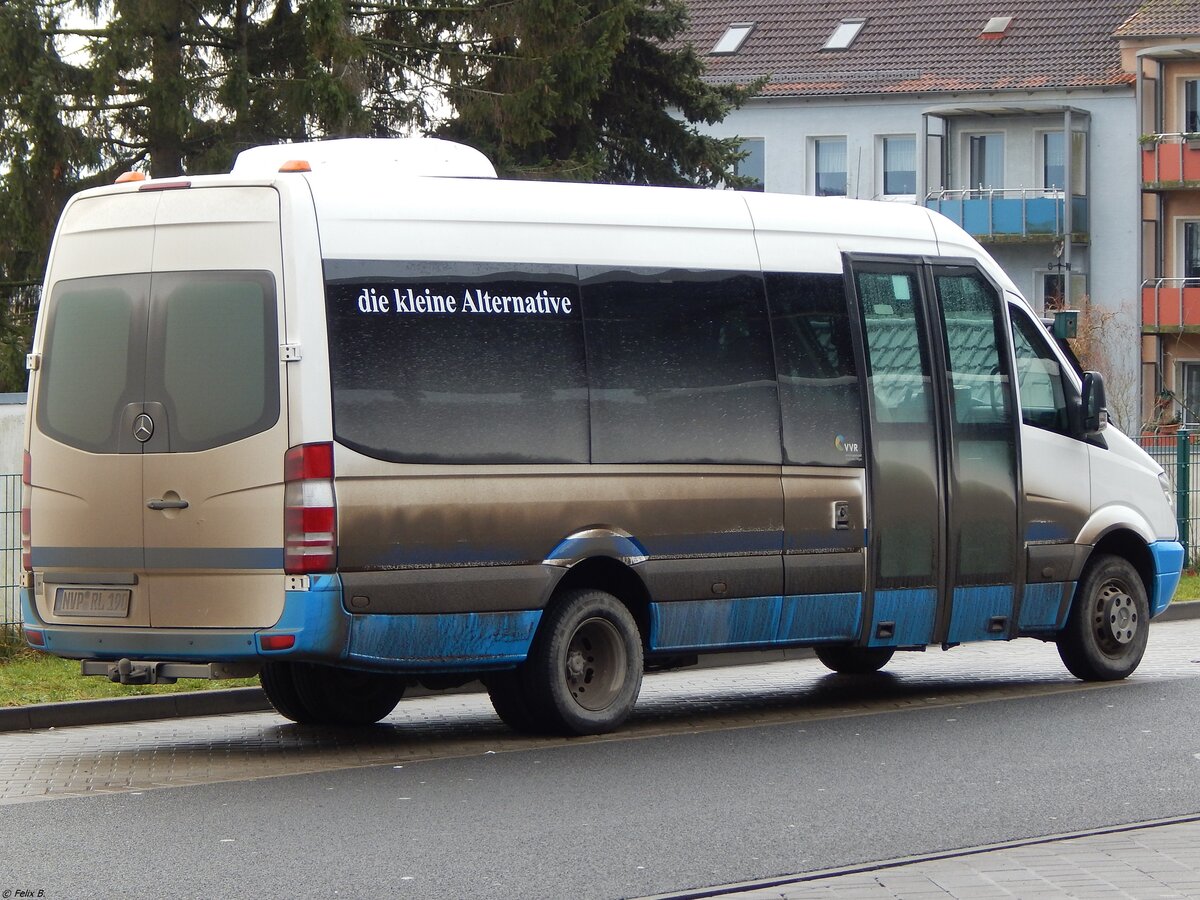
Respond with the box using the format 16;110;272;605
525;589;643;736
814;645;895;674
1057;554;1149;681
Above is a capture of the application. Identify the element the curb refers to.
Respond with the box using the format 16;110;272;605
0;687;270;733
3;601;1199;734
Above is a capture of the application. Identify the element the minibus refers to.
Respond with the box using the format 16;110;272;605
21;138;1184;735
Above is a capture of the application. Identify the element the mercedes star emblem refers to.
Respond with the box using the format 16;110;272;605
133;413;155;443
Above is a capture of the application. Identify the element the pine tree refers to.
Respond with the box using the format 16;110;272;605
441;0;757;185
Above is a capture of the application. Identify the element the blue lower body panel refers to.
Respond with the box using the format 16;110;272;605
347;611;541;670
649;593;862;651
867;588;937;647
22;576;541;672
1149;540;1185;618
946;585;1014;643
1018;582;1073;632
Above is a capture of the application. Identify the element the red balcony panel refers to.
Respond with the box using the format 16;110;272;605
1143;140;1200;185
1143;285;1200;328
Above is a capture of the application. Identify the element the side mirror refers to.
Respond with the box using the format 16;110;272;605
1081;371;1108;435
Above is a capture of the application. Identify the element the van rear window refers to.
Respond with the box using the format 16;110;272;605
38;275;148;453
37;271;278;455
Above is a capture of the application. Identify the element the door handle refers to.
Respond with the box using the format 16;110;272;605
147;499;190;511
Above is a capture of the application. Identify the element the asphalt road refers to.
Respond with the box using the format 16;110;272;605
2;622;1200;899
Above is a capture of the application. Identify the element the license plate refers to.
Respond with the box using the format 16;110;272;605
54;587;131;618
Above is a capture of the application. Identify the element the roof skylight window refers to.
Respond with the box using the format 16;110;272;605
981;16;1013;39
822;18;866;50
711;23;755;55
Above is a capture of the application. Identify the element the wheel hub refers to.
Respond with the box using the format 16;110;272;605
1096;582;1138;646
562;617;626;712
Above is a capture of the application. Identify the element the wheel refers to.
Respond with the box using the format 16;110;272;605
260;661;315;723
814;645;895;674
1057;554;1149;681
262;662;406;725
525;588;643;736
484;669;546;734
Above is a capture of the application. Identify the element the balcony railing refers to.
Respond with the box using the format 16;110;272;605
1141;134;1200;187
1142;278;1200;330
923;189;1088;242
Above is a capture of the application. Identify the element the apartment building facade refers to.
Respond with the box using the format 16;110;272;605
1123;5;1200;426
680;0;1146;428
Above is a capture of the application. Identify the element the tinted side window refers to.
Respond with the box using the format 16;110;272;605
582;269;781;465
765;272;863;466
1010;308;1070;434
149;271;279;452
326;263;588;464
37;275;148;453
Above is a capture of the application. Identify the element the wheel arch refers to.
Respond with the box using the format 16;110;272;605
1082;527;1154;602
548;556;652;645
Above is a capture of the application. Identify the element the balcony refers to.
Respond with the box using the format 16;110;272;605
1141;134;1200;188
1142;278;1200;331
923;189;1088;243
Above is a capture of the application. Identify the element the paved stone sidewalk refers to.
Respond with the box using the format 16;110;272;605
717;818;1200;899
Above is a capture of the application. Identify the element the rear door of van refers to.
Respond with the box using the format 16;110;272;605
30;184;288;633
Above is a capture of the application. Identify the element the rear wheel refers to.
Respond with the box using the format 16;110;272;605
262;662;406;725
260;661;313;723
1057;554;1149;681
526;588;643;736
814;645;895;674
484;669;546;734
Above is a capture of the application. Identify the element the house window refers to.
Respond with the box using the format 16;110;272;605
1043;132;1065;190
734;138;765;191
711;23;755;55
1185;221;1200;281
1040;131;1087;193
1181;363;1200;425
967;134;1004;191
822;19;866;50
1186;80;1200;133
815;138;847;196
882;136;916;195
1043;274;1066;310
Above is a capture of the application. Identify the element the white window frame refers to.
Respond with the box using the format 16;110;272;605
877;134;917;199
811;136;848;197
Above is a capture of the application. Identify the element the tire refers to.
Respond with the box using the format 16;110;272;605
484;669;546;734
260;661;315;723
814;645;895;674
263;662;406;725
525;588;644;736
1057;554;1149;681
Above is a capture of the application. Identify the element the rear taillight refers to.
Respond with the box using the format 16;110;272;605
284;443;336;574
21;450;31;572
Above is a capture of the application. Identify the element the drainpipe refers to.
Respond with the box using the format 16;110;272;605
1063;108;1074;307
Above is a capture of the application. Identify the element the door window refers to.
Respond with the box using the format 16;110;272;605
967;134;1004;191
856;266;939;588
1010;306;1070;434
935;268;1017;583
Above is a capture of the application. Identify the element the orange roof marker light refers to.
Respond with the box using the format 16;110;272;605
279;159;312;173
115;171;147;184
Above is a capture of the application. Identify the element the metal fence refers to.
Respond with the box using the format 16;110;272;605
1136;430;1200;569
0;474;20;629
